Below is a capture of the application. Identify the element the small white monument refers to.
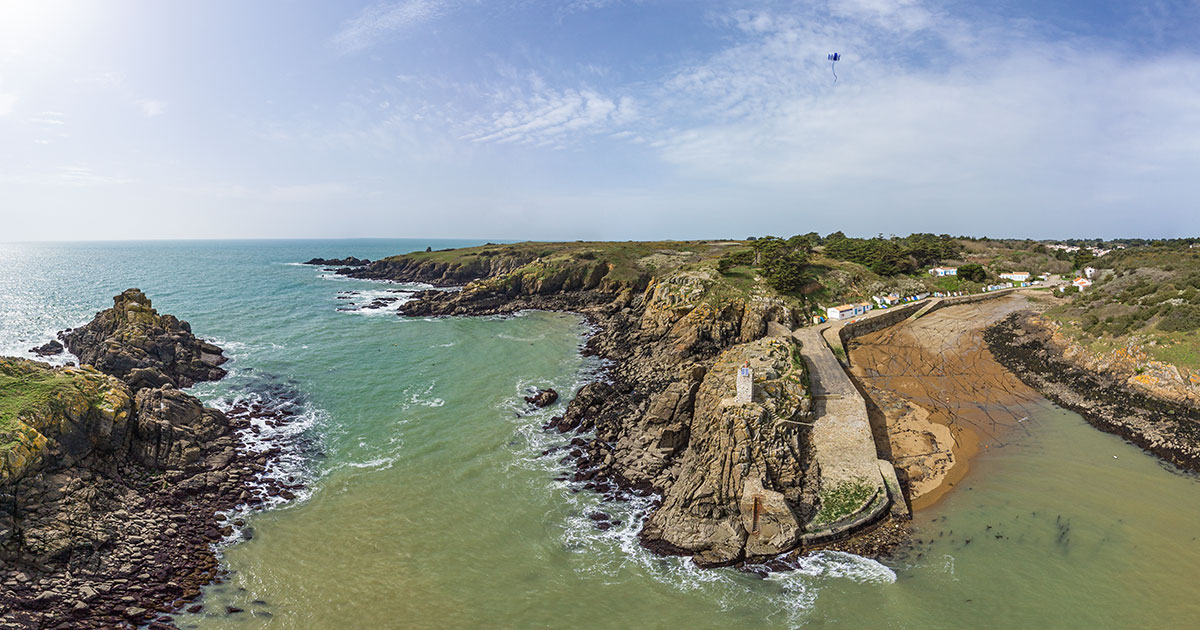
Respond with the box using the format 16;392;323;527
736;362;753;404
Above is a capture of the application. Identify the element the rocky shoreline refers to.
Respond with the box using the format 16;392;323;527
351;252;911;567
1;290;300;629
985;313;1200;473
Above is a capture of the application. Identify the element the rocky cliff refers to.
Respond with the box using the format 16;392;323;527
2;291;263;629
62;288;228;390
352;244;903;566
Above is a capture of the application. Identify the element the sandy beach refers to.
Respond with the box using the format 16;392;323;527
848;295;1047;509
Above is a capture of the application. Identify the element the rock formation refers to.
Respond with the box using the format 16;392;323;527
524;389;559;408
331;245;908;566
639;338;813;566
1;290;267;628
27;341;63;357
61;288;228;390
302;257;370;267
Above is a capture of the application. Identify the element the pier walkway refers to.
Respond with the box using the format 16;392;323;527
792;327;907;543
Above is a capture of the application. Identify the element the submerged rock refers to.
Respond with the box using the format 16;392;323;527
524;388;559;408
29;340;64;356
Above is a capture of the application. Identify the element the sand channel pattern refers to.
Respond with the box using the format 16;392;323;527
848;295;1046;510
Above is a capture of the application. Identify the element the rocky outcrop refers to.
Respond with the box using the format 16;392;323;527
61;288;227;390
128;386;229;471
524;389;559;408
0;359;133;487
639;338;813;566
27;341;63;357
379;255;907;566
986;313;1200;472
342;252;541;286
1;292;277;628
302;257;370;267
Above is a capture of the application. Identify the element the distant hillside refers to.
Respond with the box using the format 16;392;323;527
1045;244;1200;371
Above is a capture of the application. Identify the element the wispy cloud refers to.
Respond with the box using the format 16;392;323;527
0;92;17;116
173;181;355;203
139;99;167;117
0;166;134;186
331;0;454;53
463;88;635;145
27;111;65;125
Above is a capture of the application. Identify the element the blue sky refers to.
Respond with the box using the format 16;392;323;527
2;0;1198;241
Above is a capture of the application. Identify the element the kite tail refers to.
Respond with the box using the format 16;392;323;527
831;61;838;84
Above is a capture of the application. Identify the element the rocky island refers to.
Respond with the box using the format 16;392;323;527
0;289;280;629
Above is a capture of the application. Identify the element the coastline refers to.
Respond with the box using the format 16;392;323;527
0;291;303;629
358;258;913;566
985;312;1200;474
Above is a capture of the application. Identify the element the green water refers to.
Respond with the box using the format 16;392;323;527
2;241;1199;629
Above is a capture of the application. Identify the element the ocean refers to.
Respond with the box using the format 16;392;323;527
3;239;1199;628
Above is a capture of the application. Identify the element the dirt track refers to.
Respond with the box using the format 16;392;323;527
848;295;1046;509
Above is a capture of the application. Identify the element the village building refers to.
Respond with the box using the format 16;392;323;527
1084;266;1096;279
826;303;871;321
928;266;957;277
999;271;1031;282
1073;277;1093;290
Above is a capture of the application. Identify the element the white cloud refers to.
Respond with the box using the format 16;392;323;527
27;111;64;125
140;99;167;117
464;89;635;145
331;0;453;53
174;181;354;203
0;92;17;116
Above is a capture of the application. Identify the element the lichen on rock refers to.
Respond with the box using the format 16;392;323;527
61;288;227;390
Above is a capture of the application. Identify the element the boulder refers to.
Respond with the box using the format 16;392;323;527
524;388;559;408
29;340;64;356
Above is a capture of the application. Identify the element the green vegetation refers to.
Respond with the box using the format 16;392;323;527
957;263;987;283
822;232;959;276
813;480;876;526
1046;244;1200;370
0;362;82;444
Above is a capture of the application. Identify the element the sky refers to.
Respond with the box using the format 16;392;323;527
2;0;1199;242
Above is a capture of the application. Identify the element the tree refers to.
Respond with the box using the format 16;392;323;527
957;263;986;282
761;249;810;294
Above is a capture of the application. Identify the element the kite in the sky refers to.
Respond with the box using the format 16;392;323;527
828;52;841;83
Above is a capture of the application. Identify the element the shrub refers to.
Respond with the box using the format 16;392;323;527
957;263;987;282
1159;305;1200;332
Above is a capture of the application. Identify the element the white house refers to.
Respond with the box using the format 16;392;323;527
999;271;1031;282
827;303;872;320
1073;277;1093;290
1083;266;1096;279
872;293;901;307
929;266;958;277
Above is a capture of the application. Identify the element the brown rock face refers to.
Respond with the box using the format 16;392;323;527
62;288;227;390
129;386;229;471
639;338;812;567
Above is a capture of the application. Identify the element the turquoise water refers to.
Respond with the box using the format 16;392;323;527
3;240;1200;629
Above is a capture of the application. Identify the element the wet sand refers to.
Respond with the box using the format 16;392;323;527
848;295;1046;509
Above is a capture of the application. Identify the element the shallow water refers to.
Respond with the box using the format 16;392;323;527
2;240;1199;629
